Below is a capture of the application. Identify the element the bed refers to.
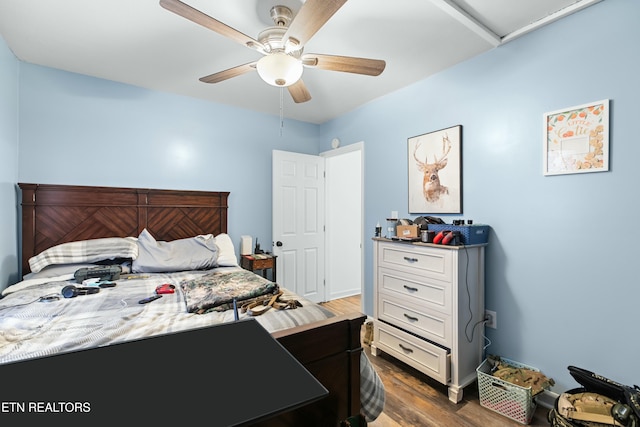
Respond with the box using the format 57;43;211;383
0;183;384;426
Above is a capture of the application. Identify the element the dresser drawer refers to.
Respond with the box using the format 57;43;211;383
378;267;451;314
378;295;451;347
378;243;452;282
376;324;450;385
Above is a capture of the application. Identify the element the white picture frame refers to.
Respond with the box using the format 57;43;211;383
543;99;609;176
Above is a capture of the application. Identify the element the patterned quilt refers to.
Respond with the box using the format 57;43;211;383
181;269;279;313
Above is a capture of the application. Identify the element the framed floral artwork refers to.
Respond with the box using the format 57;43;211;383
408;125;462;214
543;99;609;176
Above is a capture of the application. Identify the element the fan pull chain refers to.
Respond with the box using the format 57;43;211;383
279;87;284;136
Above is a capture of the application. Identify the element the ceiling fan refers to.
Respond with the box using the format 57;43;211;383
159;0;386;103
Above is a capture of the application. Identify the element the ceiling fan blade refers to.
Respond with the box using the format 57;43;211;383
302;53;386;76
283;0;348;49
288;80;312;103
199;62;256;84
160;0;264;52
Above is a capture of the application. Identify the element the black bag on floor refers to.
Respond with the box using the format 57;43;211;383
548;366;640;427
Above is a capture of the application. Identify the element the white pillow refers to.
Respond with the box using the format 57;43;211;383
214;233;239;267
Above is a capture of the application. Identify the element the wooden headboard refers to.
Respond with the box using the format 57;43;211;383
18;183;230;274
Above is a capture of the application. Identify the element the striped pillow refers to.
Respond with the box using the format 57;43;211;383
28;237;138;273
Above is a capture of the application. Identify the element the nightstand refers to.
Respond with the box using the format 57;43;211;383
241;254;277;282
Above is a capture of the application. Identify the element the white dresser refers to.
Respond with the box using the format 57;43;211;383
371;238;486;403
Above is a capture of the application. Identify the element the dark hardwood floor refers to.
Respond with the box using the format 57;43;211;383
320;295;551;427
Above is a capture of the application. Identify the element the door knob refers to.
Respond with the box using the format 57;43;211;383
276;241;283;247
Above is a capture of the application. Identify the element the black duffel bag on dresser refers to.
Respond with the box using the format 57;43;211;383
548;366;640;427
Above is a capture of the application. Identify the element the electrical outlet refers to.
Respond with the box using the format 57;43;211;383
485;310;497;329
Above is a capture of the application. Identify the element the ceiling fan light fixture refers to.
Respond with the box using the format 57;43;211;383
284;37;300;53
256;52;303;87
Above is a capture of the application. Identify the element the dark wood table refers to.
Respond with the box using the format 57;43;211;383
241;254;277;282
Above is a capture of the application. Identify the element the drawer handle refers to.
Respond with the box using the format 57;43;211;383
398;343;414;354
403;256;418;263
403;313;419;322
403;285;418;292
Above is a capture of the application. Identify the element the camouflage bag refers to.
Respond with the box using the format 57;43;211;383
547;366;640;427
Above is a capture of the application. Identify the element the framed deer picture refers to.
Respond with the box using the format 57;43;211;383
408;125;462;214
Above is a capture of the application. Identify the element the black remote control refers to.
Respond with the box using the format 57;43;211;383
138;295;162;304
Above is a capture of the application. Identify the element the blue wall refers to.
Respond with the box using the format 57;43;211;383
16;64;320;263
1;0;637;393
320;0;639;391
0;38;19;289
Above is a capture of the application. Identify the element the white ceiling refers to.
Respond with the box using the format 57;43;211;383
0;0;601;124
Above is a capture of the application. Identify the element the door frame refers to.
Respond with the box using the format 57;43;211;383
321;141;364;311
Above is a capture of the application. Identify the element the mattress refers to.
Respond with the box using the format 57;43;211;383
0;266;334;364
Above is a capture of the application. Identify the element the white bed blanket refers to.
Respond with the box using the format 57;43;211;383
0;267;384;421
0;267;332;364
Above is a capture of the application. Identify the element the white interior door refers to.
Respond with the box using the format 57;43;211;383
272;150;325;303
